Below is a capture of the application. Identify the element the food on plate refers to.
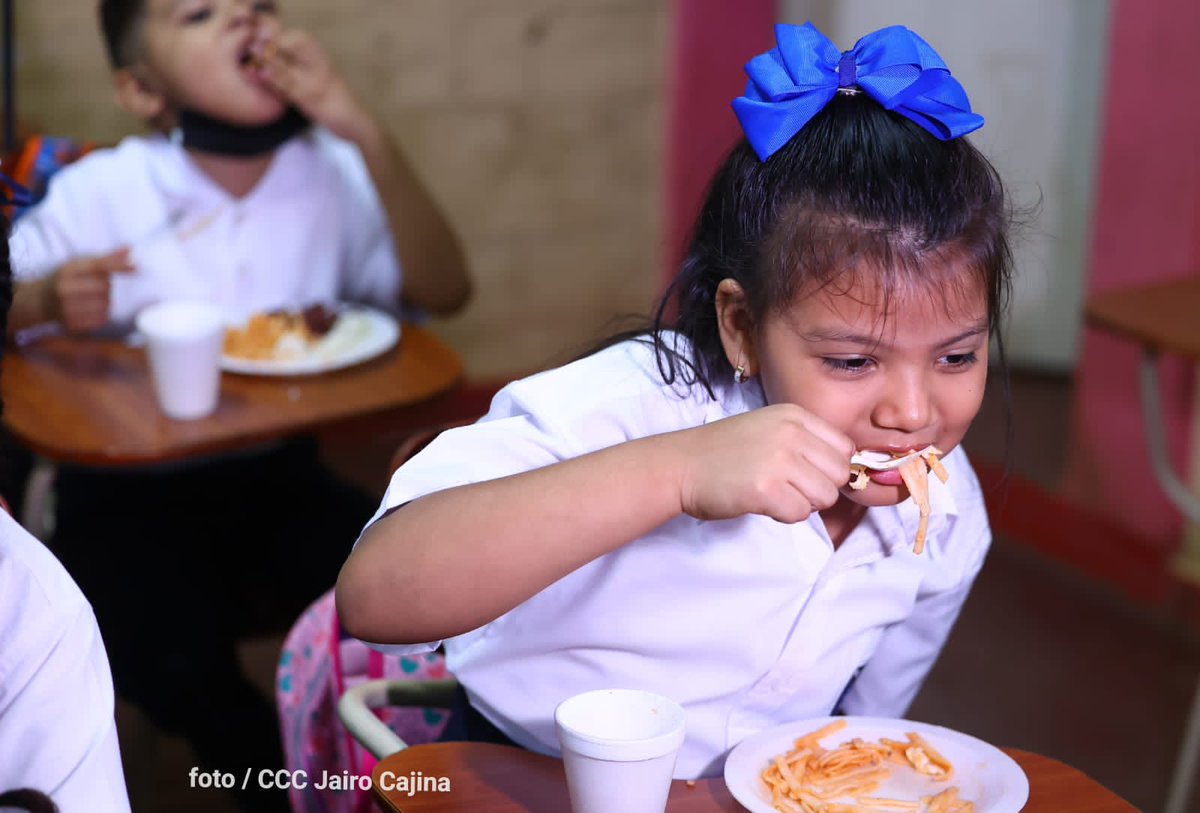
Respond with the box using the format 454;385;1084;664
759;720;974;813
223;304;340;361
847;447;947;555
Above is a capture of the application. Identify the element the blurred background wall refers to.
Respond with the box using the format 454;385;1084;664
9;0;1196;563
10;0;668;378
8;0;1114;375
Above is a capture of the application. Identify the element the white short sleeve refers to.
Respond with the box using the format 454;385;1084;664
10;140;165;283
357;340;706;656
316;131;402;309
356;386;582;657
0;513;131;812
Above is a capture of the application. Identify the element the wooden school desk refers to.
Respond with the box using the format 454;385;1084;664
368;741;1136;813
0;323;462;466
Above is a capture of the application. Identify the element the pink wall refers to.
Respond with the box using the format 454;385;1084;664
1062;0;1198;550
663;0;773;287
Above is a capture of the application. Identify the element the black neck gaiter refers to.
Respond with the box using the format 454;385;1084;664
177;106;310;157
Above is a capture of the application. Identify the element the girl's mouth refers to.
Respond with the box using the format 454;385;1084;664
847;445;942;491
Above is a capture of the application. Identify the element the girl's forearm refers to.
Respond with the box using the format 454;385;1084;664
336;431;687;645
350;120;472;315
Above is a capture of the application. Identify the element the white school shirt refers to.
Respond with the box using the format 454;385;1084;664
0;509;131;812
367;336;992;779
11;128;401;327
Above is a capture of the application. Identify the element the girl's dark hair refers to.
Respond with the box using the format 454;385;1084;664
0;789;58;813
98;0;145;69
636;92;1013;398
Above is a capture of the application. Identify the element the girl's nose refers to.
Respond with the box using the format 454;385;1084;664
871;372;933;434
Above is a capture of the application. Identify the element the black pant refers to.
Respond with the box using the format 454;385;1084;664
51;438;377;813
438;683;520;748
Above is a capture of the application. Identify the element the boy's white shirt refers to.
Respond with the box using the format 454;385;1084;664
10;127;401;326
366;336;993;779
0;509;132;812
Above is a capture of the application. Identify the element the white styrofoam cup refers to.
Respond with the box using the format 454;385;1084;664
555;689;686;813
136;300;225;420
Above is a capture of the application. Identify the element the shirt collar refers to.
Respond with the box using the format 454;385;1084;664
148;127;317;207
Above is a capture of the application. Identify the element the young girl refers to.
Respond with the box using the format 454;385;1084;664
337;22;1011;779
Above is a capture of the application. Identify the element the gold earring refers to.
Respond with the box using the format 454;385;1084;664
734;364;747;384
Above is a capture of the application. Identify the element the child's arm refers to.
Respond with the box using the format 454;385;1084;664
8;249;134;335
336;403;854;646
255;31;471;316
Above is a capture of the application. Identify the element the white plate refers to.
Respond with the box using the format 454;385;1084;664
221;307;400;376
724;716;1029;813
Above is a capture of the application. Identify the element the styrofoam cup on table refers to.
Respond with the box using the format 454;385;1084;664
135;300;225;420
555;688;686;813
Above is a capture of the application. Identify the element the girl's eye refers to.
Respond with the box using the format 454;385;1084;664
822;357;874;374
939;351;979;369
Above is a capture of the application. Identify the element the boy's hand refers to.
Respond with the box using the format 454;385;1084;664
47;249;134;333
672;403;854;524
254;30;375;144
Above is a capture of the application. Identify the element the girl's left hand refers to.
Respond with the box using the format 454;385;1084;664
254;30;374;143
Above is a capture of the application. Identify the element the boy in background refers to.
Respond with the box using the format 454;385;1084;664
8;2;471;810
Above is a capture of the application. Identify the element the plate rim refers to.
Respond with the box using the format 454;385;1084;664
220;305;400;377
723;715;1029;813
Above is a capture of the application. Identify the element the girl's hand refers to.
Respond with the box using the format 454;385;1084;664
47;249;134;333
673;403;854;524
253;30;375;144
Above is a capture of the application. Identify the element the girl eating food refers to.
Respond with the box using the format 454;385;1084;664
338;21;1013;779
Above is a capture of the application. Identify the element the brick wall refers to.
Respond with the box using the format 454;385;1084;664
12;1;667;378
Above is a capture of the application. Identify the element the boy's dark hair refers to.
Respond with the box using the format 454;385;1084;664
638;92;1014;398
99;0;145;69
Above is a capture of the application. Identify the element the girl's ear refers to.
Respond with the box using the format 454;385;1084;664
715;278;758;376
112;67;168;123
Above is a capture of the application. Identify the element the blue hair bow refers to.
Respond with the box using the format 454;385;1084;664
732;22;984;161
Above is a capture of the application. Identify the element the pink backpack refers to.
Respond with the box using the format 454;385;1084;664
276;588;450;813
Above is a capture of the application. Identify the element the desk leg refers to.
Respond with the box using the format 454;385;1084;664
1188;367;1200;569
1148;350;1200;813
1139;351;1200;528
1165;674;1200;813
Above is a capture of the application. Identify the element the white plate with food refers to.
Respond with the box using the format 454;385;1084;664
221;304;399;376
724;716;1028;813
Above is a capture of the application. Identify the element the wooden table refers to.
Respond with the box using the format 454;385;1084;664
1084;274;1200;813
1085;275;1200;359
0;324;463;467
369;742;1135;813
